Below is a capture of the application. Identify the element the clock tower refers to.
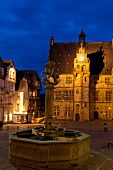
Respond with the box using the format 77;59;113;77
73;31;90;121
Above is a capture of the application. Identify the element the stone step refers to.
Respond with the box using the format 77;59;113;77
74;151;113;170
99;159;113;170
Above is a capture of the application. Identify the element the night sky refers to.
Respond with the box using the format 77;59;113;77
0;0;113;93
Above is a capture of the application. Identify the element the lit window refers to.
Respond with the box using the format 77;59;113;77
94;91;99;101
65;106;71;116
35;81;39;86
106;91;111;101
33;92;35;96
9;68;15;79
54;106;60;116
77;65;80;69
76;89;79;94
83;102;87;107
57;67;60;71
29;91;32;96
66;77;72;84
64;91;73;100
82;65;86;71
76;104;79;112
105;77;110;84
54;91;61;100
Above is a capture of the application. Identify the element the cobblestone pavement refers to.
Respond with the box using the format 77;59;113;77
0;120;113;169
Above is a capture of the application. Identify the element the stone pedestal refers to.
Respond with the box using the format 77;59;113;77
45;84;54;130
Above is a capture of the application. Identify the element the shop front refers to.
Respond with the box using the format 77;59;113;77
13;111;28;123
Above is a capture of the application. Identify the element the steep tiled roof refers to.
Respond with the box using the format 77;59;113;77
50;41;113;75
3;60;16;69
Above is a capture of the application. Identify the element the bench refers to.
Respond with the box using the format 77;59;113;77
108;139;113;148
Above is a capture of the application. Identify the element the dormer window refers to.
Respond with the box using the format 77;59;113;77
9;68;15;80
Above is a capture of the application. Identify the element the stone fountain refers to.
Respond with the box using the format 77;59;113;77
9;60;90;170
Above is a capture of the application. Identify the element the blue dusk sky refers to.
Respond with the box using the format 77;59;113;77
0;0;113;93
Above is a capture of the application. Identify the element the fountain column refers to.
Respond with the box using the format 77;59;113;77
45;84;54;130
41;60;59;130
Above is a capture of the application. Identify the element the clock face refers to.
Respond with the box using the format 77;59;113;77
78;56;85;62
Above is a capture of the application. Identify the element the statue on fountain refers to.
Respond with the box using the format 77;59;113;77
41;60;59;86
41;60;59;130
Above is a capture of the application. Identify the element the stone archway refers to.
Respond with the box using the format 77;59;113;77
75;113;80;121
94;111;99;119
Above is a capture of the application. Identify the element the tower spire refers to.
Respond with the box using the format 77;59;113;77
79;28;86;48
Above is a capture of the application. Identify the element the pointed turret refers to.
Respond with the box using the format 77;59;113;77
79;29;86;48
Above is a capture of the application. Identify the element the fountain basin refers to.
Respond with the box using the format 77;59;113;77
9;128;90;169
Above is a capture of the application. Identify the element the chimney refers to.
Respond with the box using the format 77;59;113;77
112;38;113;48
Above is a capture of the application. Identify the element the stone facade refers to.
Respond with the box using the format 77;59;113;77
3;60;16;123
49;31;113;121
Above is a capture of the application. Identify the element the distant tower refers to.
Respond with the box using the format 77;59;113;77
79;29;86;48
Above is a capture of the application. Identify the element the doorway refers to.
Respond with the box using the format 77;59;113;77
94;111;98;119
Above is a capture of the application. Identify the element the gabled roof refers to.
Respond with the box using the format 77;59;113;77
16;70;42;90
3;60;16;69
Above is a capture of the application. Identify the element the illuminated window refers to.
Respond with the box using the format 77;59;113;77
29;91;32;96
57;67;60;71
33;92;35;96
105;77;110;84
94;91;98;101
67;61;69;64
9;68;15;79
105;109;111;117
106;91;111;101
54;91;61;100
76;104;79;112
54;106;60;116
35;81;39;86
66;77;72;84
82;65;86;71
58;62;60;64
65;106;71;116
76;89;79;94
77;65;80;69
64;90;73;100
9;112;12;121
83;102;87;107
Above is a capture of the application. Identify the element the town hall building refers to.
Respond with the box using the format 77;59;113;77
48;30;113;121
